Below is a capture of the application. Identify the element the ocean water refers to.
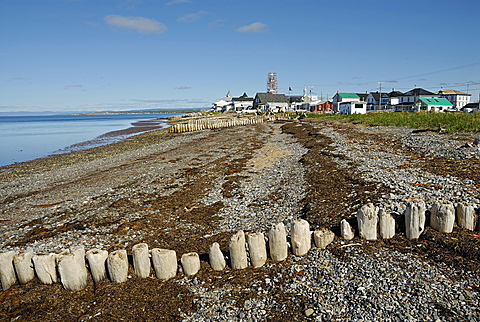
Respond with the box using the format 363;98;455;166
0;113;180;167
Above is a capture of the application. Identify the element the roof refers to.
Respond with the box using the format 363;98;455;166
435;89;471;96
338;93;360;99
389;91;403;97
356;93;368;100
369;92;389;100
255;93;289;103
233;92;253;101
403;88;435;96
417;97;453;106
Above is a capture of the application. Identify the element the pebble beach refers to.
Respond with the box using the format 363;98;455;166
1;115;479;321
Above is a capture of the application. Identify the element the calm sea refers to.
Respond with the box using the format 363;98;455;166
0;113;180;167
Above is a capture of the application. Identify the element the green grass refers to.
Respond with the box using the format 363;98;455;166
306;112;480;133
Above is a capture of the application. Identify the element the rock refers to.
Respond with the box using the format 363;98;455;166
56;246;88;291
405;201;426;239
86;248;108;283
268;223;288;262
456;203;477;231
13;248;35;284
291;219;311;256
32;253;58;284
208;242;226;271
229;230;248;269
379;209;395;239
132;243;151;278
107;249;129;283
247;232;267;268
151;248;177;280
181;252;200;276
0;251;16;290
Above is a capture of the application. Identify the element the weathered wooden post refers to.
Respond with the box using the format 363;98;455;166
456;204;477;231
313;229;335;249
268;222;288;261
357;203;378;240
291;219;311;256
151;248;177;280
57;246;88;291
379;209;395;239
430;201;455;233
247;232;267;268
0;250;16;290
181;252;200;276
208;242;226;271
13;248;35;284
405;200;426;240
32;253;58;284
340;219;354;240
132;243;150;278
229;230;248;269
86;248;108;283
107;249;128;283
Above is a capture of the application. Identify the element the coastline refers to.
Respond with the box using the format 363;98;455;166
0;117;479;321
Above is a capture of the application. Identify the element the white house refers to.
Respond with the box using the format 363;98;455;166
399;88;436;104
253;93;289;112
232;92;254;111
414;97;453;112
436;89;471;109
332;93;361;113
212;91;233;112
339;101;367;114
366;92;390;110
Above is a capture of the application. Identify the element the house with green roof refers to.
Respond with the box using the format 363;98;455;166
332;92;361;113
414;97;453;112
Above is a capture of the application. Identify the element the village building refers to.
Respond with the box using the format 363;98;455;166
232;92;254;112
212;90;233;112
366;92;390;111
332;93;361;113
253;93;289;112
339;101;367;114
436;89;471;109
396;88;436;112
414;97;454;112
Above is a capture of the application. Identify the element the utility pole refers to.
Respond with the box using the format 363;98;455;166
378;82;384;111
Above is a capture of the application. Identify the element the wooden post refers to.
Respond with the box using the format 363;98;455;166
181;252;200;276
340;219;354;240
313;229;335;249
56;246;88;291
86;248;108;283
291;219;311;256
151;248;177;280
247;232;267;268
456;204;477;231
208;242;226;271
32;253;58;284
107;249;128;283
268;222;288;261
13;248;35;284
379;209;395;239
0;250;16;290
430;201;455;233
229;230;248;269
405;200;426;240
357;203;378;240
132;243;150;278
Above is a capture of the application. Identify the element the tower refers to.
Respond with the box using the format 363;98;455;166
267;72;278;94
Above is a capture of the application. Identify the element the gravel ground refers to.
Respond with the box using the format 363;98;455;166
0;116;479;321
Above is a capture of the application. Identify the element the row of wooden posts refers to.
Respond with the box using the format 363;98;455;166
168;115;281;133
1;201;478;292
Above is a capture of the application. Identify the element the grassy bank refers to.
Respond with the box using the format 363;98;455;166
307;112;480;133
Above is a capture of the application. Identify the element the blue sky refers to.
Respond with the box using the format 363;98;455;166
1;0;479;113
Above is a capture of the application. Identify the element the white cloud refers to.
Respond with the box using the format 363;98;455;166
177;11;208;23
104;15;167;34
236;22;268;33
166;0;192;5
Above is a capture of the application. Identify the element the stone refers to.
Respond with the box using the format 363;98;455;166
13;248;35;284
181;252;200;276
132;243;150;278
0;250;16;290
86;248;108;283
229;230;248;269
151;248;177;280
291;219;311;256
32;253;58;284
247;232;267;268
56;246;88;291
456;204;477;231
405;201;426;239
379;209;395;239
340;219;354;240
430;201;455;233
107;249;129;283
357;203;378;240
313;229;335;249
208;242;226;271
268;222;288;261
